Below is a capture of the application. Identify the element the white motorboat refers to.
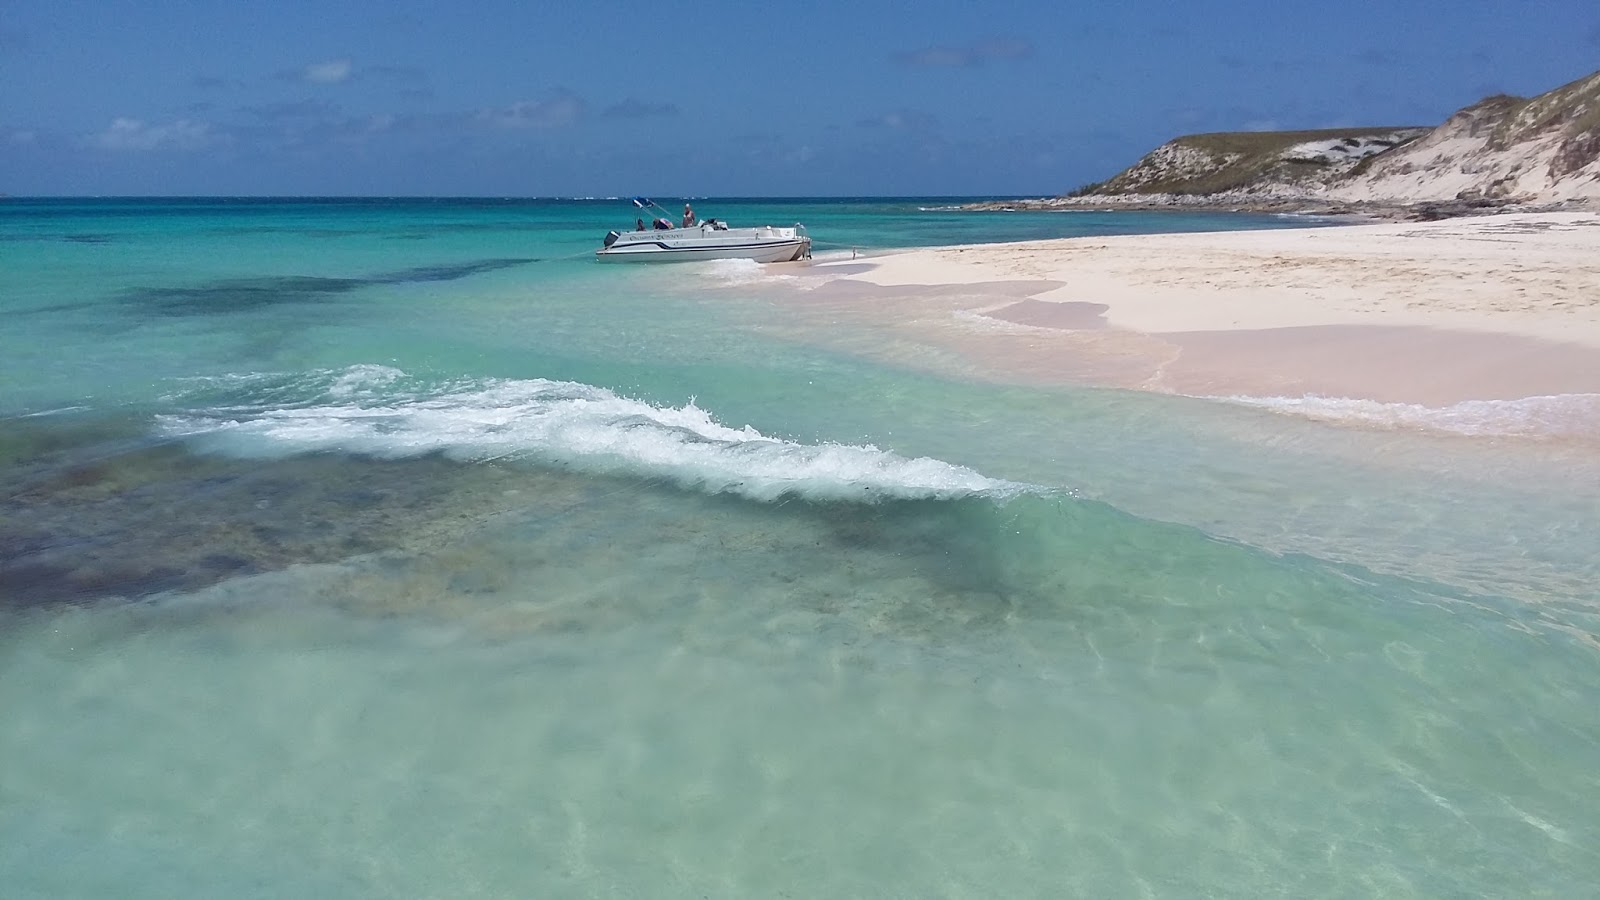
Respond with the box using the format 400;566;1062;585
596;199;811;263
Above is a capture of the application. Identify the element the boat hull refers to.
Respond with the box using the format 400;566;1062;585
596;224;811;263
596;238;810;263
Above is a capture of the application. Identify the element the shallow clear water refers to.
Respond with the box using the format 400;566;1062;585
2;198;1598;897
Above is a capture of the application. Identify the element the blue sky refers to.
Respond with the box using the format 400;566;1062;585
2;0;1597;196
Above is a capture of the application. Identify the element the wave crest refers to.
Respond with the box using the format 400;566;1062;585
157;367;1033;503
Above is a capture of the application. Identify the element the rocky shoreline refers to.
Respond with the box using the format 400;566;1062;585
960;192;1599;222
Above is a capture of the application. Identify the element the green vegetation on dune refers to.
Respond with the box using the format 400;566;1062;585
1081;127;1428;196
1488;72;1600;150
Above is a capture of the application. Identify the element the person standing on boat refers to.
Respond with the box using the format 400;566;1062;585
682;203;697;228
635;218;646;231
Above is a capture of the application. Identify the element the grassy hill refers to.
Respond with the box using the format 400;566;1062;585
1073;127;1429;197
1068;70;1600;206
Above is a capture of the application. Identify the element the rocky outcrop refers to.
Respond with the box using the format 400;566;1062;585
995;69;1600;217
1077;128;1429;199
1328;71;1600;205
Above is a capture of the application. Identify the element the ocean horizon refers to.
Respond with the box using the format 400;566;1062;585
3;196;1598;897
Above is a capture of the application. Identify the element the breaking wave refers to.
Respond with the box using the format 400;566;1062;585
157;366;1034;503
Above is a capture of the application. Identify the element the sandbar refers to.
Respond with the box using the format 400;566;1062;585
794;213;1600;407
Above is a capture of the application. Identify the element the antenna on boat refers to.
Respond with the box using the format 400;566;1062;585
629;197;655;213
630;196;677;225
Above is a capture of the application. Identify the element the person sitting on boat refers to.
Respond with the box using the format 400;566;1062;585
635;218;646;231
653;217;673;230
682;204;697;228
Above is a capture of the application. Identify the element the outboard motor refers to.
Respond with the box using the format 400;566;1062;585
603;230;620;248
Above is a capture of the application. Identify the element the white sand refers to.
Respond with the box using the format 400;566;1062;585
794;213;1600;407
834;213;1600;344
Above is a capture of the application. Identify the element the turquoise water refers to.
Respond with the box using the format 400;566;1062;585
2;198;1598;897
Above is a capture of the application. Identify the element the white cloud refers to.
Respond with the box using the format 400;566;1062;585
91;118;219;151
480;91;586;128
303;59;353;84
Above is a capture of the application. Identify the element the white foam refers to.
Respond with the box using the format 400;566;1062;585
327;363;404;399
695;258;800;287
12;405;90;419
156;368;1033;503
951;309;1059;334
1212;393;1600;439
809;249;864;263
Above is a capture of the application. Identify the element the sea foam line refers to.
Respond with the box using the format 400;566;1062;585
1211;393;1600;439
156;366;1034;503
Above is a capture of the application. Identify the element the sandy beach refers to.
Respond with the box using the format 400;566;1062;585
799;212;1600;409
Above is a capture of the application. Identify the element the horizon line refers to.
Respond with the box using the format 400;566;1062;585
0;193;1055;202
